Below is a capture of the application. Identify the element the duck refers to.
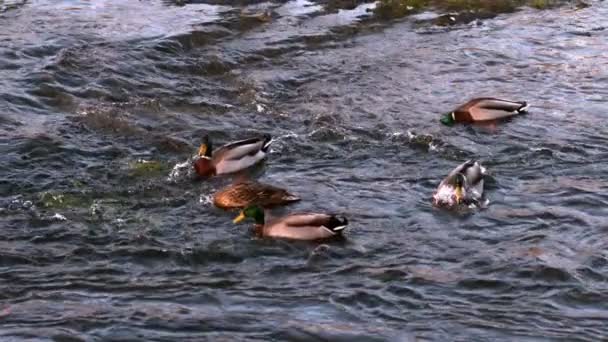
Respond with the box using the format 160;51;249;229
232;205;349;241
432;160;486;208
193;134;273;178
440;98;529;126
213;180;300;210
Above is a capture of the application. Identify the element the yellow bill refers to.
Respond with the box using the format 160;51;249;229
454;185;463;204
198;143;208;157
233;212;246;223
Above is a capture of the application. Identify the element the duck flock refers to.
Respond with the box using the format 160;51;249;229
192;97;529;241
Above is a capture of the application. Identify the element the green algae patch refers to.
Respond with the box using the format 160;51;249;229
441;0;520;12
530;0;554;9
375;0;430;19
128;160;169;178
374;0;572;20
39;192;91;209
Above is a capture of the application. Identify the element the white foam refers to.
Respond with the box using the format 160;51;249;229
167;159;193;182
432;185;456;206
52;213;67;221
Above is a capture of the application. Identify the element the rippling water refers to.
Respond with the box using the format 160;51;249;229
1;0;608;340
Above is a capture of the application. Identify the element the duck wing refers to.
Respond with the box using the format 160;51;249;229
440;160;474;186
462;161;486;200
215;181;299;208
437;160;485;191
213;181;267;209
469;98;528;121
467;179;484;201
462;161;485;186
214;135;273;161
266;213;348;240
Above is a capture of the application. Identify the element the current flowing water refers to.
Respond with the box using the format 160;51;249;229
1;0;607;340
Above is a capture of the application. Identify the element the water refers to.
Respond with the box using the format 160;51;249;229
1;0;607;340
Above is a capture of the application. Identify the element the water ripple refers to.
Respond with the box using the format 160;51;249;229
1;0;607;340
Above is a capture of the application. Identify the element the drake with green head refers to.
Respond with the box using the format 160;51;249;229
233;205;348;241
440;98;529;126
193;134;273;178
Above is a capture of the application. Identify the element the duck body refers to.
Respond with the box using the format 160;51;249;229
261;213;348;240
433;160;486;208
233;206;348;241
441;98;529;125
193;134;273;178
213;180;300;210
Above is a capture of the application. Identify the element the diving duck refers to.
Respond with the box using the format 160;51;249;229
233;205;348;241
193;134;273;178
213;180;300;210
440;98;529;126
433;160;486;208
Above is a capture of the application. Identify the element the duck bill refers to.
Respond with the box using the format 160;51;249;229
233;212;246;224
455;186;463;204
197;144;208;157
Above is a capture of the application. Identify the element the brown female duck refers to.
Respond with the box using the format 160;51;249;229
213;180;300;210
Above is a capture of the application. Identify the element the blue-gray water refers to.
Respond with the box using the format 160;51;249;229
1;1;607;341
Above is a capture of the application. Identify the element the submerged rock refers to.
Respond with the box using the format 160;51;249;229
374;0;572;21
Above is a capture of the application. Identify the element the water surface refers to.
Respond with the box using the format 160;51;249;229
1;0;607;340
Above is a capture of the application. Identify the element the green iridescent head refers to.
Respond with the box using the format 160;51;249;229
440;112;455;126
233;205;265;225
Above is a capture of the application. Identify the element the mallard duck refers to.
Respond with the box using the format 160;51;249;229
433;160;486;208
213;180;300;210
193;134;273;178
233;205;348;241
440;98;529;126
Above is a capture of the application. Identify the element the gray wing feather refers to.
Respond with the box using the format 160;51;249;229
441;160;472;185
214;139;265;161
470;98;527;121
478;99;525;110
463;161;484;186
469;107;519;121
467;179;484;200
266;214;337;240
440;160;485;195
280;213;332;227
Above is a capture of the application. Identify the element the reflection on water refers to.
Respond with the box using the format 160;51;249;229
1;0;607;340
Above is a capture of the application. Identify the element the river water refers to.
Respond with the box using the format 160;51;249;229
1;0;607;340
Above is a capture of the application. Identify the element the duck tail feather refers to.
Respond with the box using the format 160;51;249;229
283;194;301;203
518;102;530;113
332;225;347;232
326;216;348;232
262;134;274;151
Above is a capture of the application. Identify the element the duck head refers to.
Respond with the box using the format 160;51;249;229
197;135;213;158
193;136;215;177
440;112;456;126
233;205;265;225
